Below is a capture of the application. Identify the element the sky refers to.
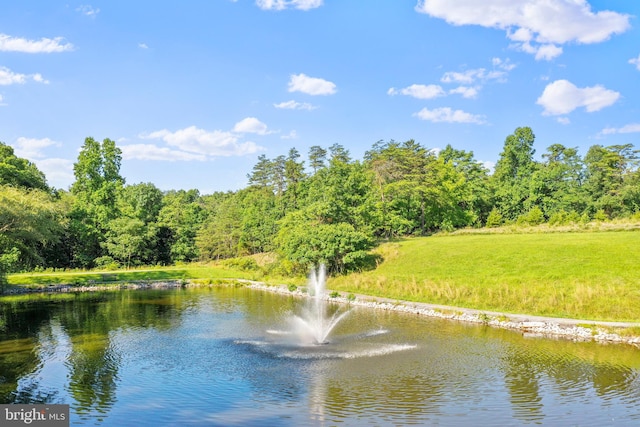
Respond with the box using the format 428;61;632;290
1;0;639;193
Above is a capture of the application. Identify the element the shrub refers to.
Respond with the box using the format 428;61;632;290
485;208;503;228
223;257;260;271
94;256;120;270
516;206;545;226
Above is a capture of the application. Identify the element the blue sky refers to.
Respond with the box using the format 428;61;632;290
1;0;639;193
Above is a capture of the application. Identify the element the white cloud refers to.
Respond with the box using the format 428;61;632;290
416;0;630;60
256;0;322;11
557;117;571;125
34;158;75;189
600;124;640;135
9;137;71;189
121;144;206;161
140;125;263;157
388;84;445;99
536;79;620;116
281;130;298;139
76;5;100;17
32;73;49;84
629;54;640;71
274;100;317;110
441;64;511;85
441;69;483;84
481;160;495;173
0;95;5;106
0;66;49;85
288;73;336;95
436;59;514;97
534;44;563;61
492;57;516;71
413;107;486;124
233;117;272;135
0;33;74;53
138;43;149;49
13;137;60;159
449;86;478;99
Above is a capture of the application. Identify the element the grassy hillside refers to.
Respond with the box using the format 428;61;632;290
329;231;640;322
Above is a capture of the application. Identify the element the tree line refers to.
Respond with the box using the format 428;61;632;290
1;126;639;281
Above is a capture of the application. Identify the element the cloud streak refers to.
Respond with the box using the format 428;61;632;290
388;84;445;99
413;107;486;124
274;100;317;110
256;0;323;11
0;33;73;53
0;67;49;85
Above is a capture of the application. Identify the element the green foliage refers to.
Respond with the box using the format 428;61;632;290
593;209;608;222
485;208;503;228
5;129;640;276
0;142;50;191
516;206;545;226
493;127;537;220
158;189;204;262
69;137;125;268
276;212;375;274
222;257;260;272
0;185;64;270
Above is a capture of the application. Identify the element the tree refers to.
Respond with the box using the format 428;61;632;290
308;145;327;174
69;137;125;267
283;148;306;212
158;190;204;262
529;144;585;217
196;193;242;260
276;211;374;274
0;141;49;191
0;186;63;279
104;217;145;268
493;127;538;220
104;183;166;266
584;144;640;217
439;144;492;226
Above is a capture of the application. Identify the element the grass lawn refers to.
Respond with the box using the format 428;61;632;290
330;230;640;322
6;264;257;288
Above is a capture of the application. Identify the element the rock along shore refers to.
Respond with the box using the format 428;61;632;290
4;278;639;348
240;280;640;349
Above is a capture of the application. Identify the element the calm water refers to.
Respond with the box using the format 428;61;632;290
1;287;639;426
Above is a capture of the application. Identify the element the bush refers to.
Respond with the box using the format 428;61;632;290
485;208;503;228
94;256;120;270
516;206;545;226
222;257;260;271
594;209;608;222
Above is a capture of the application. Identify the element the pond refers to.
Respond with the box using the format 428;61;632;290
0;286;639;426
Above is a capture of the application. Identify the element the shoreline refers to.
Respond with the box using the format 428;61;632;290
3;279;640;348
241;281;640;348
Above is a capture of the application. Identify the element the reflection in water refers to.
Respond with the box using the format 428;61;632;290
0;287;639;426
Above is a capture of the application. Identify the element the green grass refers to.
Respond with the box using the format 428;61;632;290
329;231;640;322
7;264;257;289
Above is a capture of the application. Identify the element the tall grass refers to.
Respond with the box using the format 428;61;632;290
330;231;640;322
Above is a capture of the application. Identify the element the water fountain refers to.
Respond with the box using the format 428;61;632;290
287;264;350;345
240;264;416;359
